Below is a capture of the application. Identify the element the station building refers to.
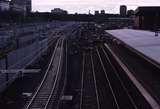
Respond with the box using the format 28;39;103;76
134;7;160;30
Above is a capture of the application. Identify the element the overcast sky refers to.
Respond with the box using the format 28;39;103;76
32;0;160;14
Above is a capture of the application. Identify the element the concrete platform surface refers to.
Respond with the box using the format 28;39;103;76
106;29;160;64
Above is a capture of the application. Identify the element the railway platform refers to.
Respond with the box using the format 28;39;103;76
106;29;160;66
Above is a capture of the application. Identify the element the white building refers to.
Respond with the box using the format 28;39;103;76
0;0;10;11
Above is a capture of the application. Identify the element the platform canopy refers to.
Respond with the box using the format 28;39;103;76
106;29;160;65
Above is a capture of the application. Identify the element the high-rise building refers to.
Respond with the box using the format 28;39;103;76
120;5;127;16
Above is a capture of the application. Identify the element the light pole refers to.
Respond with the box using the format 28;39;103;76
5;54;8;86
155;13;159;37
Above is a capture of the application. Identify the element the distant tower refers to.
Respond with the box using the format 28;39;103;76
120;5;127;16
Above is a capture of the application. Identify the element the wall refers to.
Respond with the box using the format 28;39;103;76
0;1;9;11
134;15;160;30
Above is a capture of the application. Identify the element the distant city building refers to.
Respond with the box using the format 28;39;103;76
0;0;10;11
101;10;105;15
95;10;99;15
134;7;160;30
10;0;31;13
127;10;134;17
51;8;68;15
120;5;127;16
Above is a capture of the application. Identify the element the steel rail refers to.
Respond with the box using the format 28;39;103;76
80;53;85;109
80;52;101;109
56;39;68;109
24;38;61;109
96;48;120;109
44;38;64;109
100;46;138;109
90;52;101;109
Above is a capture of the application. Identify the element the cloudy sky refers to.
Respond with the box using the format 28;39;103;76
32;0;160;14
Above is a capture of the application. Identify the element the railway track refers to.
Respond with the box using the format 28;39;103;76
78;43;158;109
23;38;64;109
80;53;100;109
95;46;138;109
55;38;68;109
